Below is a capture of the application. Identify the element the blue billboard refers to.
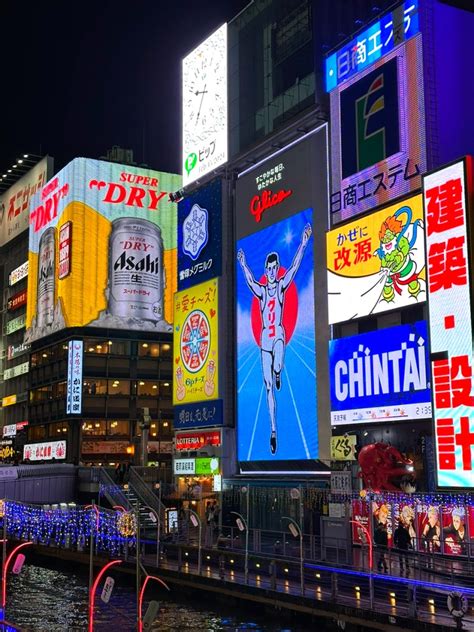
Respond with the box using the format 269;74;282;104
325;0;419;92
174;399;223;430
236;208;317;461
178;179;222;290
329;321;431;426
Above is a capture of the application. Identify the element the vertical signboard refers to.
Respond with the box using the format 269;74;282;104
178;179;222;289
67;340;83;415
0;157;52;247
235;128;329;466
182;23;227;186
173;279;218;405
328;26;426;223
423;158;474;488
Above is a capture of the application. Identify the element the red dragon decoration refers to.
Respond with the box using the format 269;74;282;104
357;442;415;492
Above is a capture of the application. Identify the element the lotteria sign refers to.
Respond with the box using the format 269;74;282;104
423;157;474;488
175;430;221;451
329;321;431;425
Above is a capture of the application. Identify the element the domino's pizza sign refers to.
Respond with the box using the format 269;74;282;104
178;179;222;290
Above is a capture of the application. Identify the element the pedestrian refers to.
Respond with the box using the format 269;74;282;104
118;462;126;485
394;519;411;575
114;463;121;483
212;500;219;532
374;521;388;573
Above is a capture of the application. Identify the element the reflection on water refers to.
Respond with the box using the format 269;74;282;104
5;564;313;631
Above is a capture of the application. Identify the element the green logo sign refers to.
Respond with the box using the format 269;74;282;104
185;153;197;176
195;457;220;475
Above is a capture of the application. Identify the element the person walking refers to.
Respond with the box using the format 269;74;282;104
374;521;389;573
394;519;411;575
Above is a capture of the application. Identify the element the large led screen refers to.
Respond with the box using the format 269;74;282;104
327;194;425;324
423;158;474;489
237;208;317;461
173;278;218;405
182;24;227;187
329;321;431;426
25;158;180;342
178;179;222;290
329;34;426;223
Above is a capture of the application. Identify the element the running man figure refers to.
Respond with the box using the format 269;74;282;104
237;223;312;455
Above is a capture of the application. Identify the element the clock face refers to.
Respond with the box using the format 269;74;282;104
182;23;227;184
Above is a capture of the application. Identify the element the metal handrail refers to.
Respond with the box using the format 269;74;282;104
96;467;131;511
129;468;165;519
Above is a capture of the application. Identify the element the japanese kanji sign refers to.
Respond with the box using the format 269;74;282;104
173;279;218;405
331;435;357;461
178;179;222;290
423;157;474;488
327;194;426;324
174;399;224;430
66;340;83;415
329;34;426;223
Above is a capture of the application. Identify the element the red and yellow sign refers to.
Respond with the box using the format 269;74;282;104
173;279;218;405
175;429;221;451
327;194;425;324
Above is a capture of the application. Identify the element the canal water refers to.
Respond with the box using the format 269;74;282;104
5;562;322;631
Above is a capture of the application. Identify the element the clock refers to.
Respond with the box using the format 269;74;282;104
182;23;227;185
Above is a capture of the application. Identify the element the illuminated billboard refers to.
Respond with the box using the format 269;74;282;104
235;129;329;467
325;0;419;91
173;278;218;405
329;34;426;223
327;194;425;324
423;158;474;489
182;23;227;187
329;322;431;426
178;179;222;289
0;157;52;247
25;158;180;343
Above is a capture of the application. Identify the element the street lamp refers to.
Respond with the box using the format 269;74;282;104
282;516;304;595
231;510;248;584
186;508;202;575
138;574;169;632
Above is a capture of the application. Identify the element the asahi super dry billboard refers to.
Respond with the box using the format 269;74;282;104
26;158;180;342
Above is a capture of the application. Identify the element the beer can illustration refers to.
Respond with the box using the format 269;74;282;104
36;227;56;328
107;218;166;322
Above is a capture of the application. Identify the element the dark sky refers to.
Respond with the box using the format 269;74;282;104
0;0;248;176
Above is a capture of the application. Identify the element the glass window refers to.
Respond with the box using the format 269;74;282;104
30;386;52;402
160;343;172;358
28;425;46;441
50;422;68;437
84;340;109;354
107;420;130;436
108;340;130;355
139;342;161;357
52;382;67;398
160;381;172;397
82;420;106;436
83;380;108;395
138;380;159;396
108;380;130;396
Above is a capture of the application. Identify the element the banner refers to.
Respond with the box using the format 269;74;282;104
330;435;356;460
329;322;431;425
67;340;83;415
178;179;222;289
174;400;223;430
423;158;474;488
173;279;218;404
23;440;66;461
25;158;180;343
327;194;425;324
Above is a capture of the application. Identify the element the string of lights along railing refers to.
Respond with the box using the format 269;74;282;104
0;500;137;556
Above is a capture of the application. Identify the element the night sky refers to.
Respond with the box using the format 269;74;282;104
0;0;248;176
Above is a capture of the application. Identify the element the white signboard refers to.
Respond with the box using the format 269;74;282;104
2;425;17;438
8;262;28;287
23;440;66;461
330;471;352;494
67;340;83;414
0;158;50;247
182;23;227;186
173;458;195;475
423;158;474;488
7;342;30;360
3;362;29;381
